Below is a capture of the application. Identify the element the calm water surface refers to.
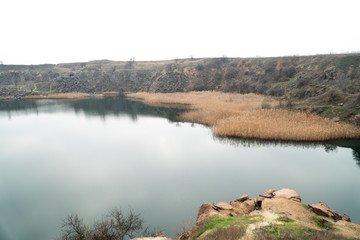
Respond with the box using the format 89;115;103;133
0;96;359;240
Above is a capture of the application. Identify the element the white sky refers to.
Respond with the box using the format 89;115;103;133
0;0;359;65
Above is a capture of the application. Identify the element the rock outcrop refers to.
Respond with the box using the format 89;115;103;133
196;188;351;225
308;201;351;222
196;188;302;223
196;203;219;223
185;188;358;240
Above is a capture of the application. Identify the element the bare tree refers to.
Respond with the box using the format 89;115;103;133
60;214;89;240
108;208;145;240
59;208;147;240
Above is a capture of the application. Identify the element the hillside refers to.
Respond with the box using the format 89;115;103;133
1;54;360;123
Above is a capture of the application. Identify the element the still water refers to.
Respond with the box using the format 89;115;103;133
0;96;359;240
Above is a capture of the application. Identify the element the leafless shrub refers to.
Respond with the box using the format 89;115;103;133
59;208;148;240
176;220;193;238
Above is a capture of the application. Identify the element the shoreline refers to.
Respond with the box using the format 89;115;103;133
176;188;360;240
0;91;121;100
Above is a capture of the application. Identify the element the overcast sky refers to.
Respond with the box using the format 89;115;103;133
1;0;359;65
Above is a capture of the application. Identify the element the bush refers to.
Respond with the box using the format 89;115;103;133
296;77;310;88
268;85;285;97
225;67;239;80
323;87;344;103
285;66;296;78
195;64;204;71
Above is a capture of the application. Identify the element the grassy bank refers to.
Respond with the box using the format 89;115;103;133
127;91;360;141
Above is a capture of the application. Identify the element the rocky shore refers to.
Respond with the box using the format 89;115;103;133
135;188;360;240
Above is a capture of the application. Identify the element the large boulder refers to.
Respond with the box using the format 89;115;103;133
196;203;219;223
240;199;256;213
213;202;233;210
308;201;351;222
273;188;301;202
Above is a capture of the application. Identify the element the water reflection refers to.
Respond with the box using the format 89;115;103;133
1;96;360;166
0;96;188;122
214;136;360;167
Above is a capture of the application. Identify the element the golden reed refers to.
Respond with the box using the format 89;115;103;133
127;91;360;141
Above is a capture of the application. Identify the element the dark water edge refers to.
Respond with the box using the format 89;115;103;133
0;95;188;122
215;137;360;167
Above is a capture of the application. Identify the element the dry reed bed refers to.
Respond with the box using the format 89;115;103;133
127;91;360;141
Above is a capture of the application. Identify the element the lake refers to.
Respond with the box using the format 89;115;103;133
0;96;359;240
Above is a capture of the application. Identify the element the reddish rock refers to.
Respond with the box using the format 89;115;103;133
308;202;351;222
213;202;233;210
196;203;218;223
259;189;276;198
241;199;256;213
273;188;301;202
235;194;249;202
308;203;334;218
339;213;351;222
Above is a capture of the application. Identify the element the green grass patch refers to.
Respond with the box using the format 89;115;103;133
313;216;334;230
194;215;261;238
276;216;295;223
255;223;318;239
